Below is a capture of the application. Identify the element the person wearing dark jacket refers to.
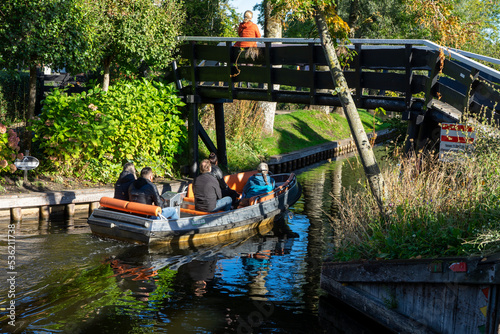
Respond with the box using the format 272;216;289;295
194;159;232;212
208;152;240;207
128;167;178;219
114;162;136;201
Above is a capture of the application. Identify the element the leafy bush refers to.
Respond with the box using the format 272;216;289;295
0;70;30;123
0;122;22;173
31;78;186;183
199;100;266;172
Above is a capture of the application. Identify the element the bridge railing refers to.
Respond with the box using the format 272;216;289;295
174;37;500;124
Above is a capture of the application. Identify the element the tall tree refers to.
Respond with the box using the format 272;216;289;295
0;0;98;142
271;0;387;213
90;0;185;91
259;0;283;134
183;0;239;37
405;0;500;56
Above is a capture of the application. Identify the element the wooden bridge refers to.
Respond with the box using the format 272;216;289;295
171;37;500;175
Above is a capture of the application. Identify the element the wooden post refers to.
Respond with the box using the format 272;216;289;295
214;103;228;168
405;44;414;111
10;207;22;222
89;202;100;216
187;99;199;177
308;43;316;105
40;206;50;220
65;203;75;218
353;43;362;105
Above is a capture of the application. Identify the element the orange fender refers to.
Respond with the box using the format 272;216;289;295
99;197;161;217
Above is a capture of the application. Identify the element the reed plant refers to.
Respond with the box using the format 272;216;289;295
331;127;500;261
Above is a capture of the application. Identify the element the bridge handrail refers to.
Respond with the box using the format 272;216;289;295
178;36;500;82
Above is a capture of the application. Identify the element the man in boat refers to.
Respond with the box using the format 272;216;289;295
193;159;233;212
208;152;240;208
242;162;275;200
128;167;179;219
114;162;136;201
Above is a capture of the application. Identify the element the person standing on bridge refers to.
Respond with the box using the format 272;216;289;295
234;10;261;48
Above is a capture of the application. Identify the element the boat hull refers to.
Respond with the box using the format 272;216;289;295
88;173;301;245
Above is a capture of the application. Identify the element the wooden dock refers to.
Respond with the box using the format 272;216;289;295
0;181;188;222
321;255;500;334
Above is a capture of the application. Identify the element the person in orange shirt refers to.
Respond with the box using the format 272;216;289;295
234;10;261;48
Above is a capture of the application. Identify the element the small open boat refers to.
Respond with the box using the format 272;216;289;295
87;171;301;244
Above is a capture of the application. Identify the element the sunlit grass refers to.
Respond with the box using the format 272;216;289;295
197;101;391;173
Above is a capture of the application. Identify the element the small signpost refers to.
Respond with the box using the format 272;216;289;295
439;123;475;162
14;151;39;181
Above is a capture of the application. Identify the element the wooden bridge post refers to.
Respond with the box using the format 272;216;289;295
354;43;362;105
404;117;419;154
214;103;228;168
404;44;414;112
187;99;199;177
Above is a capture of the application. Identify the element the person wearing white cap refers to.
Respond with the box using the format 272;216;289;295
242;162;275;199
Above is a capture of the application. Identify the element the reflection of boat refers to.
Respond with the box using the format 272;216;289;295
108;217;297;272
87;172;301;245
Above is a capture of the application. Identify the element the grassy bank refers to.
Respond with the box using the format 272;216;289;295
199;100;390;172
331;129;500;261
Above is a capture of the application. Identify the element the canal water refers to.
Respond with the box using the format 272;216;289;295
0;152;390;333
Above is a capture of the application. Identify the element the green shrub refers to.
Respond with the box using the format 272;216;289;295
0;70;30;123
31;78;186;183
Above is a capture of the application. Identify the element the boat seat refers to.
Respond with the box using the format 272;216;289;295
180;203;224;216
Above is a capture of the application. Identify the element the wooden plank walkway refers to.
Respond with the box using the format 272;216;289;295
0;180;188;221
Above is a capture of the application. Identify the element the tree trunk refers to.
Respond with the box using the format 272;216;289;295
27;65;38;151
103;56;112;92
348;0;361;38
259;0;282;135
314;8;386;213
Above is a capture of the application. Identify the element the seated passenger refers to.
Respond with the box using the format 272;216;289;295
242;162;275;199
208;152;240;208
193;159;232;212
128;167;179;220
114;162;136;201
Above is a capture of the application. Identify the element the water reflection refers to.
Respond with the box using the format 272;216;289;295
0;154;389;333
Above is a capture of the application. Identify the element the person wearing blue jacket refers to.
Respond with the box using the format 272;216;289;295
242;162;275;199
